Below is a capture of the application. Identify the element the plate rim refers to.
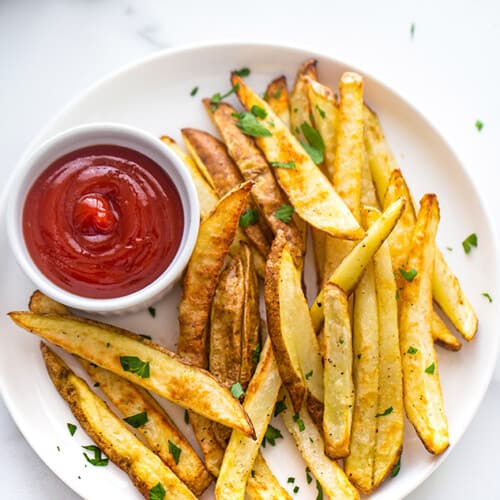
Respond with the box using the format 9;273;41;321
1;39;499;499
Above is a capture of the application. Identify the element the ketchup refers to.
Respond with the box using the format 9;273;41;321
23;145;184;299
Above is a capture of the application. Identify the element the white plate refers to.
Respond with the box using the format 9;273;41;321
0;42;498;500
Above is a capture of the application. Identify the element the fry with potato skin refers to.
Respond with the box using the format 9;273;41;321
204;100;304;267
232;73;364;240
182;128;271;258
215;339;281;500
265;76;290;128
399;194;449;455
40;343;196;500
280;389;359;500
310;197;405;332
323;283;354;459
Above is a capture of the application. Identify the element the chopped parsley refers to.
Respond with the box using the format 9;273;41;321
294;486;300;494
475;120;484;132
120;356;150;378
273;88;283;99
168;440;182;465
274;397;287;417
190;86;199;97
399;267;417;282
391;457;401;477
407;346;418;354
425;362;435;375
339;338;345;345
148;307;156;318
252;343;261;364
274;204;295;223
293;107;298;113
67;423;77;436
482;292;493;303
270;161;296;170
357;353;362;359
305;370;313;380
230;382;245;399
446;246;453;251
210;83;240;108
410;22;415;39
305;466;313;484
239;208;259;227
149;482;166;500
375;406;393;418
293;412;305;432
287;477;295;483
315;104;326;119
124;411;148;428
300;122;325;165
251;104;267;119
233;111;272;137
82;445;109;466
316;479;323;500
462;233;478;254
233;67;250;77
251;470;255;478
262;424;283;447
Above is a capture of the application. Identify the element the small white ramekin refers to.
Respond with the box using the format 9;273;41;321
6;123;199;314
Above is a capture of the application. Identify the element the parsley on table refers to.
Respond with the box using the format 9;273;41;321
399;267;417;282
482;292;493;303
233;67;250;77
190;86;199;97
67;423;77;436
120;356;150;378
262;424;283;447
391;457;401;477
270;161;296;170
294;486;300;493
274;204;295;223
300;122;325;165
124;411;148;428
475;120;484;132
462;233;478;254
316;479;324;500
375;406;393;418
407;346;418;354
168;440;182;465
293;412;305;432
82;445;109;466
274;397;287;417
239;209;259;227
149;482;166;500
287;477;295;483
425;362;435;375
410;22;415;39
148;306;156;318
230;382;245;399
210;83;240;108
305;466;313;484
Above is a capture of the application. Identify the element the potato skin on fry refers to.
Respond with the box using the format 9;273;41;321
41;343;196;500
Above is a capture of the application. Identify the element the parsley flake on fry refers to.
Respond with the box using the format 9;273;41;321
239;208;258;227
274;204;295;223
168;440;182;465
123;411;148;428
399;267;417;282
120;356;150;378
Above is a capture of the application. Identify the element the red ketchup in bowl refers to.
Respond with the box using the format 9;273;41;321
23;145;184;299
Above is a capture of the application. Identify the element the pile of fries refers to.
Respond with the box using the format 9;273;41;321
9;59;478;499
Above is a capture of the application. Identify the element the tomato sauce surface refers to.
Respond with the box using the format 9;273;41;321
23;144;184;298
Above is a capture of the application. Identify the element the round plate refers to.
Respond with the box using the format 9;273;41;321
0;42;498;500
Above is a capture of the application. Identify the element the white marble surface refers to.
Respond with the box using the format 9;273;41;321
1;0;500;498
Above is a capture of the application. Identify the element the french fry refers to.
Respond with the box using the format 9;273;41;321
182;128;271;258
366;209;404;488
41;344;196;500
310;197;405;332
265;231;323;418
189;414;225;477
246;453;292;500
232;73;364;240
215;339;281;500
361;148;379;208
384;169;462;350
399;194;449;454
280;390;359;500
10;312;255;437
204;100;304;267
344;262;379;493
161;135;267;278
265;76;290;128
29;290;69;315
81;360;212;496
365;107;477;341
322;283;354;459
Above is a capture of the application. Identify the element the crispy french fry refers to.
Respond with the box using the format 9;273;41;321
204;100;304;267
190;414;225;477
232;73;363;240
366;209;404;488
344;263;379;493
81;360;212;496
41;344;196;500
10;311;254;437
365;108;477;341
239;242;261;389
29;290;69;315
400;194;449;454
265;76;290;128
182;128;271;258
161;135;266;278
310;197;405;332
246;453;292;500
215;339;281;500
280;390;359;500
322;283;353;459
361;148;379;208
432;313;462;351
